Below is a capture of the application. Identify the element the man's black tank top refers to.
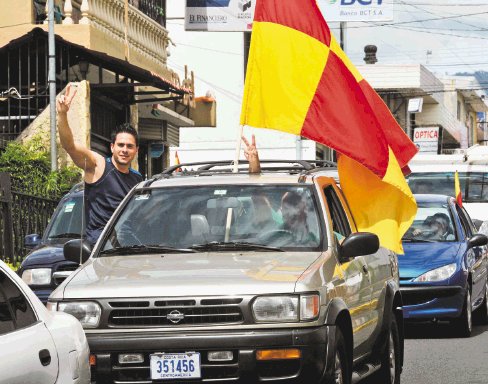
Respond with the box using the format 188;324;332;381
85;158;142;245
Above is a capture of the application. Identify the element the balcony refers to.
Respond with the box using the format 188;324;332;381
24;0;170;73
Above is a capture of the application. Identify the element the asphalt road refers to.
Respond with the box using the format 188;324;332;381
364;320;488;384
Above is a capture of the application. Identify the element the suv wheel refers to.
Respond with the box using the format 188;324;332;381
376;314;401;384
325;328;350;384
454;288;472;337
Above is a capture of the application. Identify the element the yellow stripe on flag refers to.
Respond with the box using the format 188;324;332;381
240;21;329;134
338;148;417;254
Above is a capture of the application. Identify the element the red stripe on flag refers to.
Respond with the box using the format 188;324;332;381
358;80;418;169
253;0;330;46
301;51;389;177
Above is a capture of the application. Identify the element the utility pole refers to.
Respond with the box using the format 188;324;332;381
48;0;57;171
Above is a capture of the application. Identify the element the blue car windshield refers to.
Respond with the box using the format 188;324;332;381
403;203;457;242
101;185;323;253
46;196;83;239
408;172;488;203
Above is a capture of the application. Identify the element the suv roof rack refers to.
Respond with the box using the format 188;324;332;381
162;159;336;175
142;160;337;187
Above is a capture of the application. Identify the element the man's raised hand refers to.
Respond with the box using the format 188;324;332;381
56;83;77;115
242;134;261;173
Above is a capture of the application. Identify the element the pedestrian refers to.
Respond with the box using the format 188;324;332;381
56;84;143;246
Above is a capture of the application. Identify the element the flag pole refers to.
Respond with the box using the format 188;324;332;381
233;125;244;173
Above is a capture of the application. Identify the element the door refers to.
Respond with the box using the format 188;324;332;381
322;184;375;354
0;270;58;384
457;205;488;307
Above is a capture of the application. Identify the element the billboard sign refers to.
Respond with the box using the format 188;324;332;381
317;0;394;22
185;0;256;31
413;127;439;154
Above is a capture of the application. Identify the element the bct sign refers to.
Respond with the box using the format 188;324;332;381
317;0;393;22
413;127;439;154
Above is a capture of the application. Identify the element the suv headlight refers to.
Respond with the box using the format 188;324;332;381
252;294;320;322
413;263;457;282
22;268;51;285
57;302;102;328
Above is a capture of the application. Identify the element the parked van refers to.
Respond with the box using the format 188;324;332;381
408;145;488;226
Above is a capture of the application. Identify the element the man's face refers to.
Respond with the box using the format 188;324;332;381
111;133;138;166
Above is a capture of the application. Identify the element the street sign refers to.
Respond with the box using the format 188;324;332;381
185;0;256;31
317;0;394;22
413;127;439;154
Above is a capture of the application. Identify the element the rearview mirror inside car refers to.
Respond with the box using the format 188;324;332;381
64;239;92;264
339;232;380;261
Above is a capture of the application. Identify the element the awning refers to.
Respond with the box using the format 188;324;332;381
0;27;192;98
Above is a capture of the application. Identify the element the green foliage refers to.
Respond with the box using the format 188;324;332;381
3;258;20;272
0;138;81;199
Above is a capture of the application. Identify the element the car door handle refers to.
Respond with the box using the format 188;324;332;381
362;265;369;274
39;349;51;366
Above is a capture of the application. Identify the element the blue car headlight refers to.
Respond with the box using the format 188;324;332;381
413;263;457;282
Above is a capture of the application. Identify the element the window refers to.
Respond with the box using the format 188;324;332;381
324;186;352;240
0;287;14;335
457;100;461;120
0;271;37;332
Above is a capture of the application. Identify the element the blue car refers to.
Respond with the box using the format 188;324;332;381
17;184;83;303
400;194;488;337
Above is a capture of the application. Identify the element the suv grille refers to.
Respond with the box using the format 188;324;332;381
107;299;244;327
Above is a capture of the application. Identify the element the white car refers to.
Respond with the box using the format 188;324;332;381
0;259;90;384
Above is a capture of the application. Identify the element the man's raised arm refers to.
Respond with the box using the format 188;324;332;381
56;84;100;175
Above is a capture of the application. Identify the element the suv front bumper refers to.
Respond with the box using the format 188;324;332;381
88;325;331;383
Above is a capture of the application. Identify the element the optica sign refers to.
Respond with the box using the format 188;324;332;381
317;0;393;22
413;127;439;154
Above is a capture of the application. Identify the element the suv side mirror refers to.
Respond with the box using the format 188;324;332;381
64;239;92;264
468;233;488;249
339;232;379;261
24;234;41;249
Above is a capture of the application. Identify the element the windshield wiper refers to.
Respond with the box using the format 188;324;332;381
402;238;437;243
190;241;283;252
99;244;196;255
48;233;82;239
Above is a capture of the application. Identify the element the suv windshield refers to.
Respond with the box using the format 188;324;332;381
408;172;488;202
100;185;323;253
402;202;457;242
46;195;83;239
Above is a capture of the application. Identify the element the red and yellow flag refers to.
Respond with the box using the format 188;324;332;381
240;0;418;254
455;171;462;207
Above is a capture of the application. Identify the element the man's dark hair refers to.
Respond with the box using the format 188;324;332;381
111;123;139;146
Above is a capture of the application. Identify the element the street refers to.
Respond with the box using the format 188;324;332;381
363;321;488;384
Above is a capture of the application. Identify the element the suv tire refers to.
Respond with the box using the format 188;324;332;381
324;327;351;384
376;314;401;384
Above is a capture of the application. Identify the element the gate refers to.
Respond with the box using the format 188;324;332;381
0;173;58;264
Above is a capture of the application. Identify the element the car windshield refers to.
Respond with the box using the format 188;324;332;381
100;185;323;253
46;195;83;239
402;202;457;242
408;172;488;203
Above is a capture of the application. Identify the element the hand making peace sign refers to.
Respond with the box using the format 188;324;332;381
56;83;78;115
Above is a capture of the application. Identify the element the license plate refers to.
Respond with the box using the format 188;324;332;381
150;353;201;380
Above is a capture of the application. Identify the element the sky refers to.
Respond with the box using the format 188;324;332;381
337;0;488;76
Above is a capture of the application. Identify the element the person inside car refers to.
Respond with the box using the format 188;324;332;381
412;213;455;241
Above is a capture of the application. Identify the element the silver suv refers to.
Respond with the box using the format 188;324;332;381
48;161;404;384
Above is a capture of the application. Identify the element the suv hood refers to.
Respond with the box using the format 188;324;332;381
60;252;322;299
22;244;65;267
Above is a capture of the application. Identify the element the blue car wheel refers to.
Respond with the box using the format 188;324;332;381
453;289;472;337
